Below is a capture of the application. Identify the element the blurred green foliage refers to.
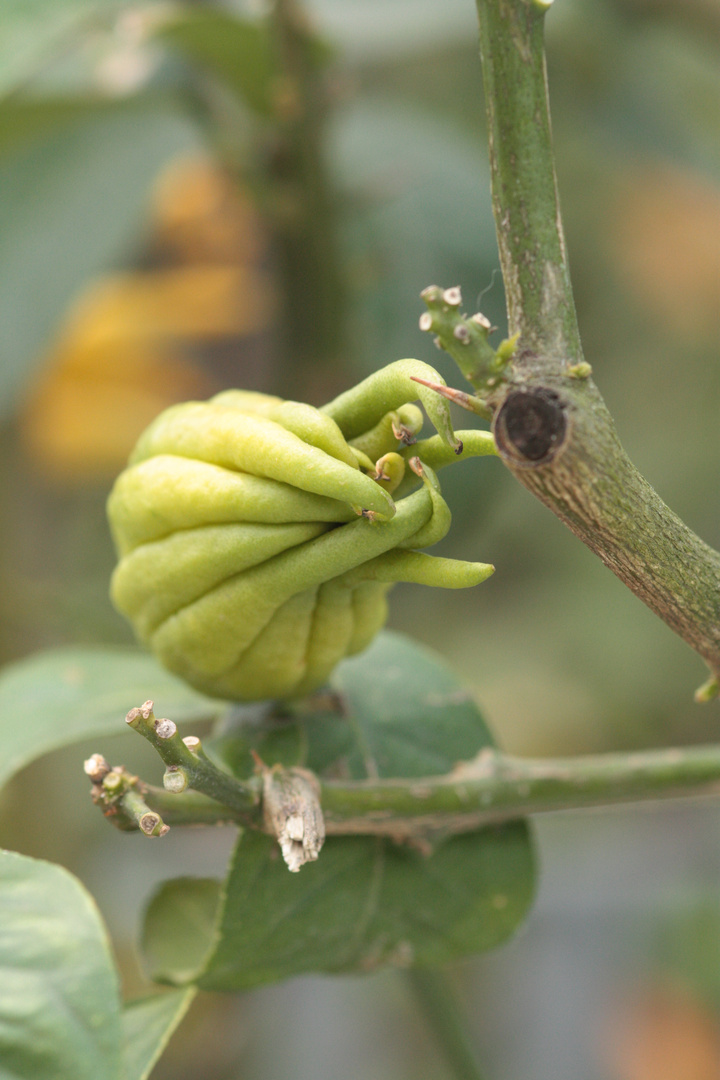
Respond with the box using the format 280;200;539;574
0;1;718;1077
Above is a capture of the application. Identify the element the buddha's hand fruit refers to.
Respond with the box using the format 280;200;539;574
107;359;496;701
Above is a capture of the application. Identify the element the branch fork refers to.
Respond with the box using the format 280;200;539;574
86;704;720;861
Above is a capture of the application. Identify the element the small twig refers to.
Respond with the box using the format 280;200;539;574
85;755;171;837
140;783;247;826
125;701;260;815
121;785;171;838
94;741;720;844
418;285;517;401
93;704;325;868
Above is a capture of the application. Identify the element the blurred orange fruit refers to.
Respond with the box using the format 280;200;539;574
610;161;720;338
20;156;275;480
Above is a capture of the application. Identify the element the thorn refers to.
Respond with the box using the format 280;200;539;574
250;748;268;773
410;375;484;416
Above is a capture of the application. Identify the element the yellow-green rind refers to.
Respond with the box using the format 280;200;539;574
107;367;494;701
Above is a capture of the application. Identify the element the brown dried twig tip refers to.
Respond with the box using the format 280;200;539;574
262;766;325;872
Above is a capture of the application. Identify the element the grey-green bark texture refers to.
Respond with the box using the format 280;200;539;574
130;743;720;842
473;0;720;683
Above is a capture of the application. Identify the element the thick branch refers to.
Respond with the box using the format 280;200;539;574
475;0;580;358
319;745;720;841
472;0;720;682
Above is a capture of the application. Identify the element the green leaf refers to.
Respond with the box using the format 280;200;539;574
122;988;196;1080
0;848;122;1080
200;825;533;991
144;633;536;990
155;10;277;117
0;93;162;160
0;647;222;792
0;1;121;97
309;631;496;777
212;631;494;778
142;879;221;986
0;102;198;418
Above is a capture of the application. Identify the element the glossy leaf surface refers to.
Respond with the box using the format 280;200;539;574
0;647;221;790
143;633;536;989
0;849;122;1080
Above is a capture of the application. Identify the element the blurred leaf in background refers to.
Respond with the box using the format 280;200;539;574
19;156;275;479
0;0;121;97
0;103;200;421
